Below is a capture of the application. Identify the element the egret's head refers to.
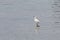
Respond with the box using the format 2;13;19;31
33;16;37;18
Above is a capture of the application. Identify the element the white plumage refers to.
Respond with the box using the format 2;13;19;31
34;16;40;23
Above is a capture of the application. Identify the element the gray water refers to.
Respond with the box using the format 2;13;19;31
0;0;60;40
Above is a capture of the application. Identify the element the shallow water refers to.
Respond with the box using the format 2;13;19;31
0;0;60;40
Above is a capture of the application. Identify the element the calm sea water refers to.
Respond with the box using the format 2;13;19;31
0;0;60;40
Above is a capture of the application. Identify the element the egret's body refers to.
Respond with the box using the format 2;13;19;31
34;16;40;23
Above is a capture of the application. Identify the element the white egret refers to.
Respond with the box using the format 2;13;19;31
33;16;40;32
